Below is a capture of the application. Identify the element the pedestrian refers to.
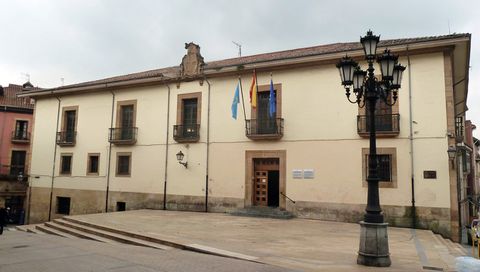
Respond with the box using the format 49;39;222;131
0;206;6;235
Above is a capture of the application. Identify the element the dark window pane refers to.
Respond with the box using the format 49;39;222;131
120;105;134;140
182;99;197;125
15;120;28;139
117;155;130;175
57;197;70;215
65;110;76;142
366;154;391;182
10;151;26;176
89;155;99;173
256;91;277;134
61;155;72;174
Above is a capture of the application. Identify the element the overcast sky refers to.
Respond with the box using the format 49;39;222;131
0;0;479;137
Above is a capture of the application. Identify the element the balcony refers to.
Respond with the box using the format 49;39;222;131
11;131;30;144
56;131;76;146
357;114;400;137
173;124;200;143
246;118;284;140
109;127;138;145
0;164;28;181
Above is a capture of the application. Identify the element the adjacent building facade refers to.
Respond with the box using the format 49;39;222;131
21;34;472;241
0;83;35;223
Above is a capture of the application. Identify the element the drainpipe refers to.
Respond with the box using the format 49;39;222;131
407;46;417;229
163;85;171;210
204;77;211;213
48;96;61;221
105;90;115;212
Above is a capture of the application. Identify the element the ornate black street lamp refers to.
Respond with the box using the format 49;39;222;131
336;30;406;267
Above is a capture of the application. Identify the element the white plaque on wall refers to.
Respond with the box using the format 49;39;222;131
292;169;303;179
303;169;314;179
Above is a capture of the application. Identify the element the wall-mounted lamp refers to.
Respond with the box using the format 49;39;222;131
447;146;457;169
176;151;188;168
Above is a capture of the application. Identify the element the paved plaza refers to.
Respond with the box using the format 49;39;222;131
54;210;469;271
0;229;291;272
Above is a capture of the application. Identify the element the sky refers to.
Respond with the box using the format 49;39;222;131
0;0;479;137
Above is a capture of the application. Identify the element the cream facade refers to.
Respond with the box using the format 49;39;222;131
22;35;471;241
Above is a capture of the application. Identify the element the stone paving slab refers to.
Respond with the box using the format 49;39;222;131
65;209;467;271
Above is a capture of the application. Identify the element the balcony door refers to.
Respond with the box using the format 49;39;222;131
64;110;76;142
14;120;28;140
10;150;26;176
182;98;198;137
120;105;134;140
366;96;392;131
256;91;277;134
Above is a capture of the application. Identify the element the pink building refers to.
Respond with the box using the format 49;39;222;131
0;83;35;224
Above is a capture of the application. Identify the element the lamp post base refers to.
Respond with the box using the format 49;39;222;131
357;221;391;267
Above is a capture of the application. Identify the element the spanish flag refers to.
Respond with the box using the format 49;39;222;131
249;70;258;108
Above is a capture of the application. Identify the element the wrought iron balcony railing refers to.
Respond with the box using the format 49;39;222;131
109;127;138;145
0;164;28;181
56;131;76;146
357;114;400;136
173;124;200;143
246;118;284;140
11;131;30;144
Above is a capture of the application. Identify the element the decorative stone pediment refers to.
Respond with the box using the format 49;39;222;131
180;42;204;77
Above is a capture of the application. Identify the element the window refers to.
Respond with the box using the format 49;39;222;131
56;197;71;215
174;93;201;142
365;154;392;182
60;154;73;175
246;83;283;139
116;202;126;211
116;153;131;176
362;148;397;188
14;120;28;140
116;100;137;140
87;153;100;175
10;150;26;176
58;106;78;145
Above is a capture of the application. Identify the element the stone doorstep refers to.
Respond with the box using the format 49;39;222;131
62;216;262;264
52;219;171;250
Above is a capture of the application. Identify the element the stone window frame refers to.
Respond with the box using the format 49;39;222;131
60;106;79;132
176;92;202;126
13;118;29;137
60;153;73;176
361;147;397;188
116;152;132;177
86;153;100;176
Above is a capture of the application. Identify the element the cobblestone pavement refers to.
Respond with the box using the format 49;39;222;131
0;229;294;272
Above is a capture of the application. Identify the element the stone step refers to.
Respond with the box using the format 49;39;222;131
63;216;186;249
35;224;78;239
45;221;117;244
53;218;172;250
16;224;44;234
229;207;295;219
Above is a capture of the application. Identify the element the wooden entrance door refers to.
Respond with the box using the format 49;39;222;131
253;158;279;206
254;171;268;206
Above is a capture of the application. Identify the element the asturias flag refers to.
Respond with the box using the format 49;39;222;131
269;79;276;118
249;70;257;108
231;83;240;119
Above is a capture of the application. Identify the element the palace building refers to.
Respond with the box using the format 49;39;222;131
20;33;474;241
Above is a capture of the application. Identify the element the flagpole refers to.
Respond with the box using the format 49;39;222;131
238;76;247;125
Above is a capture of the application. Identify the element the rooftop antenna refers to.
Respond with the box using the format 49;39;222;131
448;19;451;34
232;41;242;57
